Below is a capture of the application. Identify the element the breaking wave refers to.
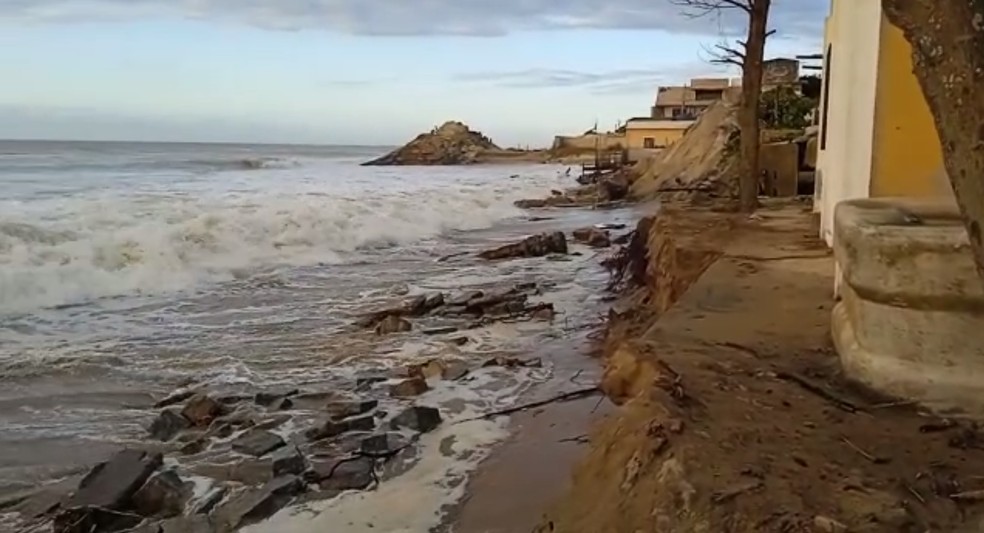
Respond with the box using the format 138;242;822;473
0;168;566;314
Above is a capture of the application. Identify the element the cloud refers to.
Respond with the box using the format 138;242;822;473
0;0;828;39
454;64;733;94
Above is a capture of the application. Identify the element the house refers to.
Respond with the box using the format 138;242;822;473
814;0;952;247
816;0;984;416
650;78;739;120
623;118;694;151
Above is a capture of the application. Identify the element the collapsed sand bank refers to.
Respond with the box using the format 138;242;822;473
537;199;984;532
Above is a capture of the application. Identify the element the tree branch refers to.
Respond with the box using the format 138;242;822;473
669;0;753;17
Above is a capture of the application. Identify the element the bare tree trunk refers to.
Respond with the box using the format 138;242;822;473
736;0;771;212
882;0;984;283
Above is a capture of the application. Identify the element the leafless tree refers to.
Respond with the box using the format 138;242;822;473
881;0;984;284
669;0;773;213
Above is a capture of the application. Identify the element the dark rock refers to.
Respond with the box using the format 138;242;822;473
132;470;191;518
125;521;165;533
325;400;378;420
448;290;483;306
423;326;459;336
375;315;412;335
477;232;568;260
361;433;412;457
307;458;375;491
483;356;543;369
3;476;78;518
231;429;286;458
423;293;445;312
390;377;430;398
442;362;471;381
206;422;236;440
404;295;427;315
181;394;224;427
255;390;298;408
449;337;471;347
485;299;528;316
354;306;405;329
305;415;376;442
391;406;443;433
160;515;215;533
272;447;307;478
214;476;304;531
67;449;163;510
213;405;258;428
355;375;388;391
514;198;548;208
572;227;611;248
190;486;228;515
215;394;251;405
252;414;293;432
190;461;271;487
465;290;526;314
153;390;196;409
515;282;538;291
532;306;556;321
53;506;143;533
596;223;627;230
597;172;629;201
407;360;447;380
305;433;365;458
148;409;190;442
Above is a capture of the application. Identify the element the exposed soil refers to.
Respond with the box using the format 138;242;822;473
538;199;984;533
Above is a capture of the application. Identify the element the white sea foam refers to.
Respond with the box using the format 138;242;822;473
245;370;529;533
0;158;568;314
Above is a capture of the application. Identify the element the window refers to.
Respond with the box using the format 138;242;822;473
643;137;656;149
694;89;723;101
820;44;832;151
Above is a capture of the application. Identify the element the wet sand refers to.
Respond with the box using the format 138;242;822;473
451;396;614;533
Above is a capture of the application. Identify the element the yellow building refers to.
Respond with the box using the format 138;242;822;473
814;0;952;246
623;118;693;150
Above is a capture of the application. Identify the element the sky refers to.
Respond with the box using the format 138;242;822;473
0;0;828;146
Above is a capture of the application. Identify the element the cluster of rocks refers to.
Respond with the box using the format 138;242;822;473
362;121;501;166
472;228;617;263
9;382;451;533
356;282;557;334
513;169;630;209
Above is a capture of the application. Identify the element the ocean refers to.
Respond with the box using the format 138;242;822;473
0;140;623;532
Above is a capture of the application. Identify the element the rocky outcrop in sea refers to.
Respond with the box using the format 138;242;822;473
362;121;501;166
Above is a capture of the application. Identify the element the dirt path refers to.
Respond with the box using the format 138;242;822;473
538;200;984;532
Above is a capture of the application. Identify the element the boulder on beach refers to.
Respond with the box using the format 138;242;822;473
362;121;500;166
573;227;612;248
478;232;568;260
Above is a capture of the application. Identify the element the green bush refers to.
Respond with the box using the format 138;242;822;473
760;86;818;129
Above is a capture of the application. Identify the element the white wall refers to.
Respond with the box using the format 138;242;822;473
815;0;882;247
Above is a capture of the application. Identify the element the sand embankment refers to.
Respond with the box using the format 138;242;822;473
536;199;984;532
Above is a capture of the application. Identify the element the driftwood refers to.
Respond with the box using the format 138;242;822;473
457;387;601;423
775;371;860;414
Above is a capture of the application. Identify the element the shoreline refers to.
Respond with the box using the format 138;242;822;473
536;198;984;532
1;178;633;533
448;325;613;533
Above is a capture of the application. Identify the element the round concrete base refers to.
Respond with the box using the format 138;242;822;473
832;198;984;417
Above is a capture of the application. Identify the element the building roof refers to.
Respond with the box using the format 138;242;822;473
625;119;696;130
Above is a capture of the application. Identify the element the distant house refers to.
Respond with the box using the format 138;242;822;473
624;118;694;151
650;78;740;120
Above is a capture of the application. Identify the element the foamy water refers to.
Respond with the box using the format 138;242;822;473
0;141;569;315
0;140;618;532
